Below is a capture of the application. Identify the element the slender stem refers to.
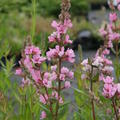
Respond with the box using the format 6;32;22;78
115;41;119;63
54;58;61;120
31;0;36;41
112;99;119;120
115;40;119;82
44;87;54;117
90;66;96;120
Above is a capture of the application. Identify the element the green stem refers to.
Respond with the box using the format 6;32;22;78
31;0;36;41
54;58;62;120
90;66;96;120
112;99;119;120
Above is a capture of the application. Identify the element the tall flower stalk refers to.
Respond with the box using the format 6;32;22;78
80;1;120;119
16;0;75;119
90;66;96;120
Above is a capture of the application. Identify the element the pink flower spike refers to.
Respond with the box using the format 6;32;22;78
40;111;46;119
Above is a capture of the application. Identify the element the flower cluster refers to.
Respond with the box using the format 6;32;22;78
81;1;120;100
16;2;75;119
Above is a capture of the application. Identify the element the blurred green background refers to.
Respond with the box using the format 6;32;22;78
0;0;106;56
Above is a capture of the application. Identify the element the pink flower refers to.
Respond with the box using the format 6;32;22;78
49;72;57;81
25;46;41;55
58;47;64;57
118;4;120;11
102;83;116;98
64;35;72;44
31;69;41;83
46;46;65;60
59;97;63;104
102;49;110;55
43;79;52;88
117;0;120;4
109;13;117;22
40;94;47;104
109;33;120;41
60;74;65;81
51;65;57;71
64;81;71;88
99;28;107;37
92;56;103;67
24;56;33;71
103;76;114;84
15;68;22;75
65;49;75;63
52;91;58;99
64;19;72;28
67;71;74;79
32;55;46;64
117;83;120;93
102;66;113;74
48;32;57;42
46;48;56;60
61;67;69;74
40;111;46;119
51;20;59;29
99;74;104;81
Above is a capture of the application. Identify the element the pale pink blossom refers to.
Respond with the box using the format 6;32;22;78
65;49;75;63
117;83;120;93
51;65;57;71
60;74;65;81
99;28;107;37
64;34;72;44
40;111;46;119
117;0;120;4
32;55;46;64
67;71;74;79
109;13;117;22
15;68;22;75
40;94;47;104
59;97;63;104
64;81;71;88
49;72;57;81
102;83;117;98
61;67;69;74
103;76;114;84
31;69;41;83
25;46;41;55
118;4;120;11
109;32;120;41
